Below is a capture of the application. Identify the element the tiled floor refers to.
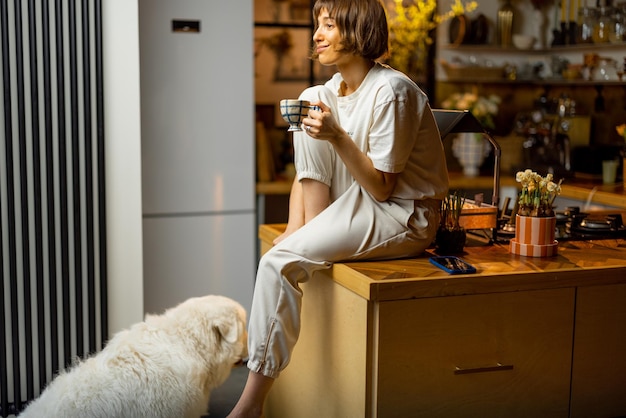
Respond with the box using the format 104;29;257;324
204;364;248;417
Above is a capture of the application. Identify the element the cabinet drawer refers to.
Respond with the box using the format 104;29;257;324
570;283;626;418
375;288;575;418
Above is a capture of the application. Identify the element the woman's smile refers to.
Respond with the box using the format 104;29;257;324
316;44;328;55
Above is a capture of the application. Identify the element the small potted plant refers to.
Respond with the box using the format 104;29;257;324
436;191;466;254
515;169;562;217
510;169;563;257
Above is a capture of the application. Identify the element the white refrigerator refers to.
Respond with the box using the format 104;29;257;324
139;0;255;315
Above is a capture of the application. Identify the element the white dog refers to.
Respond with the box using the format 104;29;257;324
20;295;248;418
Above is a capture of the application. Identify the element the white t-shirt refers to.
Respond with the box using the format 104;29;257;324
297;62;449;203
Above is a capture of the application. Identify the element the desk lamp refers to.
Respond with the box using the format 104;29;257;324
432;109;502;242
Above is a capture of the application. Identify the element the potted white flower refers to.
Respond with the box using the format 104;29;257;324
510;169;563;257
515;169;563;217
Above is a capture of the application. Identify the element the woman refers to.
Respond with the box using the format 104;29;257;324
228;0;448;416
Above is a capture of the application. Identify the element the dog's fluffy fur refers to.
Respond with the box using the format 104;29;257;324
20;295;248;418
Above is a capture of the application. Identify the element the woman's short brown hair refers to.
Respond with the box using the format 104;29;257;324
312;0;389;61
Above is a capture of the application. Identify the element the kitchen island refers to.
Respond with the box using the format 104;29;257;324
259;224;626;418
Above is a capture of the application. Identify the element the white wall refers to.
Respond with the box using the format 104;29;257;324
102;0;145;335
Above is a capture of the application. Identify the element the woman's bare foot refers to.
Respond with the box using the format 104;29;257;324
226;404;263;418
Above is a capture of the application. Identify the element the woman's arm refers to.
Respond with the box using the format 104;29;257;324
303;103;398;202
272;176;330;245
328;130;398;201
273;177;303;245
301;178;330;223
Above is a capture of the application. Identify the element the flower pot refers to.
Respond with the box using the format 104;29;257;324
509;215;558;257
435;227;467;254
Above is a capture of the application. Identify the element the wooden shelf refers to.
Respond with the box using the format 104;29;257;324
439;78;626;86
439;43;626;85
440;42;626;54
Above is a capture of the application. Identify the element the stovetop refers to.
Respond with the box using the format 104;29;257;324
496;206;626;242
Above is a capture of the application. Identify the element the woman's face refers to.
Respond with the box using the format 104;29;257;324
313;8;347;67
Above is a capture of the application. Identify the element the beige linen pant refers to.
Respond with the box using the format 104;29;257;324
247;181;439;378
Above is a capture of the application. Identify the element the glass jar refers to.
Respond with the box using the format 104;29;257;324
592;6;613;43
594;57;618;80
577;6;597;43
610;6;625;43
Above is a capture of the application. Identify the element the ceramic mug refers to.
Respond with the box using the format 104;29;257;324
279;99;320;132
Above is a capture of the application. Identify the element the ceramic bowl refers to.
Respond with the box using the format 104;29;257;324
512;34;535;50
562;67;582;80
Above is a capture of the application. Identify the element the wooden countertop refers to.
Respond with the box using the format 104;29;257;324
259;223;626;303
257;172;626;209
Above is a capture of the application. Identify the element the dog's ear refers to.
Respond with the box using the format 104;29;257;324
213;314;242;344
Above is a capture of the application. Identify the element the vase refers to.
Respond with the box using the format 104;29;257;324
452;132;491;177
533;8;546;49
509;215;558;257
497;0;515;47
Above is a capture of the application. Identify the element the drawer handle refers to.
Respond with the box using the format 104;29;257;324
454;363;514;375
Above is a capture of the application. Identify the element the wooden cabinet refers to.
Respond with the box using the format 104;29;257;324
376;289;575;417
263;268;370;418
264;284;578;418
570;283;626;418
259;224;626;418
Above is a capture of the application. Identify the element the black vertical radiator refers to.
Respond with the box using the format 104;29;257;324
0;0;106;416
